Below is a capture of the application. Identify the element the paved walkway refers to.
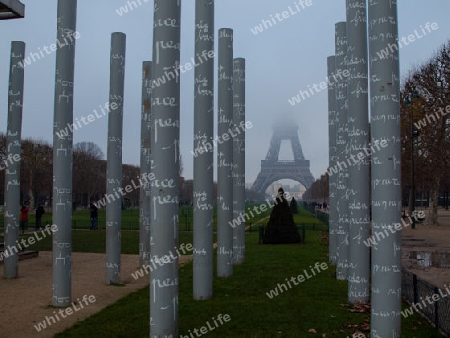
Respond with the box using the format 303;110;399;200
318;207;450;288
0;251;199;337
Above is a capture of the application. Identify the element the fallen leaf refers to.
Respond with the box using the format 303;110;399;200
360;323;370;332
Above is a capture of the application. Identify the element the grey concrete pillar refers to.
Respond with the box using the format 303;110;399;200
232;57;245;265
106;32;126;285
193;0;214;300
368;1;402;335
150;1;181;336
335;22;349;280
346;0;370;304
217;28;234;277
140;61;152;268
327;55;337;266
52;0;77;307
3;41;25;279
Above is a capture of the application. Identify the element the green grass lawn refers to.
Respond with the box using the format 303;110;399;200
1;205;319;254
53;233;440;337
0;201;278;253
0;202;307;231
1;205;443;337
17;231;209;255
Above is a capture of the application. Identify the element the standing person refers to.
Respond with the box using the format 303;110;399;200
20;205;30;233
90;202;98;230
35;204;45;230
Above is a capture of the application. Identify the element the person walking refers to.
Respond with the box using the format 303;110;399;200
90;202;98;230
20;205;30;234
35;204;45;230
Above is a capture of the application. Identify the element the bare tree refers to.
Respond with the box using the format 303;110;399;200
0;132;6;160
303;176;326;203
73;142;104;208
21;138;52;208
73;141;104;160
122;164;140;208
400;41;450;224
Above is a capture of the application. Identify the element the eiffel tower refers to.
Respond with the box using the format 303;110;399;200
251;121;315;195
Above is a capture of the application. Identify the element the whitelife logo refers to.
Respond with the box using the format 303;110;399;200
0;153;21;172
131;243;193;280
94;173;156;209
55;102;119;140
401;284;450;318
413;103;450;131
180;314;231;338
363;211;425;248
18;31;81;68
152;50;215;89
34;295;96;332
266;262;328;299
191;121;252;158
0;224;58;261
228;191;293;229
376;22;438;60
250;0;313;35
326;139;388;177
288;68;350;106
115;0;150;16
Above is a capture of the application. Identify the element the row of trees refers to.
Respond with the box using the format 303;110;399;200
0;136;233;210
400;41;450;224
0;138;143;209
304;41;450;225
302;174;328;203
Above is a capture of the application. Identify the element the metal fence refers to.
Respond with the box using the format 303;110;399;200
314;207;448;335
402;269;450;336
303;202;317;215
316;211;329;228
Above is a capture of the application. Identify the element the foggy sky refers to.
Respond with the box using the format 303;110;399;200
1;0;449;187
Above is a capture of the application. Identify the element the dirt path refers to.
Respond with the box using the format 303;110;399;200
0;252;192;338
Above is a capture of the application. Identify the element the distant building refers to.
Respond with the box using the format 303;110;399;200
267;181;306;200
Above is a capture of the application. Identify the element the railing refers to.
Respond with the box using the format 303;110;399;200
314;206;448;335
402;269;450;336
316;211;329;228
302;206;330;229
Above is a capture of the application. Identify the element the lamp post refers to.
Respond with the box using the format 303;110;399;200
404;89;420;229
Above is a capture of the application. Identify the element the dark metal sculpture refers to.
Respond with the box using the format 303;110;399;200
262;188;301;244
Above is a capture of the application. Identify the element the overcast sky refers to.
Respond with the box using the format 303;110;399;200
1;0;449;188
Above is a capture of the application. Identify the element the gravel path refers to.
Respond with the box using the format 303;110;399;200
0;252;192;338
